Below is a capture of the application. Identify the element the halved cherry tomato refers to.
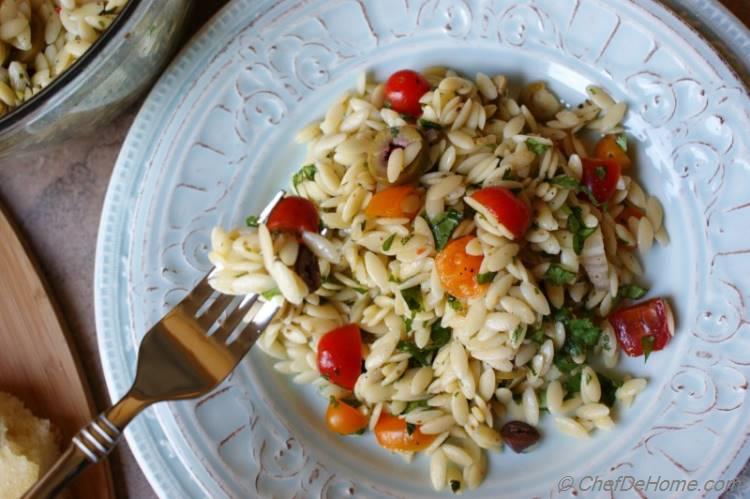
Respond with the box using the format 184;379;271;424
267;196;319;234
609;298;674;357
471;186;531;239
616;205;645;226
326;399;368;435
374;413;435;452
317;324;362;390
435;236;486;299
594;135;631;169
365;185;421;220
384;70;431;117
582;157;620;204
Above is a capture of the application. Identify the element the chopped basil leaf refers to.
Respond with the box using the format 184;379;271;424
549;175;580;190
526;138;550;155
430;321;452;349
261;288;281;300
554;354;578;373
615;134;628;151
382;233;396;251
502;169;519;181
419;118;443;130
401;286;423;312
390;126;400;138
595;166;607;179
292;164;316;191
402;313;414;332
641;335;656;361
510;325;524;344
528;326;546;344
569;206;596;254
403;400;429;413
618;284;648;300
599;374;622;406
388;274;401;283
450;480;461;493
428;209;463;251
401;234;413;245
406;422;416;436
568;318;601;350
544;264;577;285
353;286;369;294
396;322;452;367
245;215;259;227
476;271;497;284
447;294;463;311
553;307;573;324
563;370;582;394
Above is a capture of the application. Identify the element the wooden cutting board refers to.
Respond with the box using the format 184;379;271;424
0;203;114;499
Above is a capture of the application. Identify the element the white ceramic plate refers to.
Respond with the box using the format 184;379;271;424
95;1;750;497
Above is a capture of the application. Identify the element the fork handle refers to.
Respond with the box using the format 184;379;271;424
23;392;148;499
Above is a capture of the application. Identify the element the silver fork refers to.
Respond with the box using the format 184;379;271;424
24;191;286;499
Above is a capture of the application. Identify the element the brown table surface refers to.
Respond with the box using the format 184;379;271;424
0;1;746;497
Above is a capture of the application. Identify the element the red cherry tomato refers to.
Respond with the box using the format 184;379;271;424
471;186;531;239
609;298;674;357
384;70;431;117
317;324;362;390
267;196;319;234
582;158;620;204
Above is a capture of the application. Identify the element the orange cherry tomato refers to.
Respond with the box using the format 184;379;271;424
435;236;486;299
594;135;632;169
365;185;422;220
326;399;368;435
616;205;645;226
267;196;319;234
374;413;435;452
471;187;531;239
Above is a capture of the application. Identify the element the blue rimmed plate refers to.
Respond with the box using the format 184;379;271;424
95;1;750;497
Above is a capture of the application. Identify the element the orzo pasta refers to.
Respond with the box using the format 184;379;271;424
208;68;675;492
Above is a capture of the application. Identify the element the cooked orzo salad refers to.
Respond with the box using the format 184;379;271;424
208;67;675;493
0;0;127;115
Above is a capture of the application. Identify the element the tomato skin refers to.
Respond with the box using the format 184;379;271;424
374;413;435;452
609;298;674;357
594;135;631;169
384;70;431;117
326;400;368;435
435;236;486;299
471;187;531;239
267;196;319;234
582;158;621;204
365;185;422;220
616;205;645;226
317;324;363;390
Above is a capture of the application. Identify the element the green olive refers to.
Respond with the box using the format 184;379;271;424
367;125;429;184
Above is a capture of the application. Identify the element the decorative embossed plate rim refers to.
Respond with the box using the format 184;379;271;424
95;0;750;497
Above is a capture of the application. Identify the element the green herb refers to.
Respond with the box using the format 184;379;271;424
428;209;463;251
618;284;648;300
568;206;596;254
319;219;328;232
447;295;463;311
419;118;443;130
553;307;573;324
261;288;281;300
382;233;396;252
502;169;519;181
341;397;362;408
402;313;415;333
450;480;461;493
353;286;369;294
292;164;316;190
245;215;260;227
641;335;656;362
401;234;413;245
554;354;578;374
615;134;628;151
429;321;452;350
397;340;430;366
390;126;400;138
406;422;416;436
388;274;401;283
476;271;497;284
599;374;622;406
401;286;423;312
544;264;577;285
595;166;607;179
403;400;429;413
528;326;546;344
588;87;598;95
526;138;550;155
510;325;524;345
549;175;580;190
564;371;582;394
568;318;602;353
